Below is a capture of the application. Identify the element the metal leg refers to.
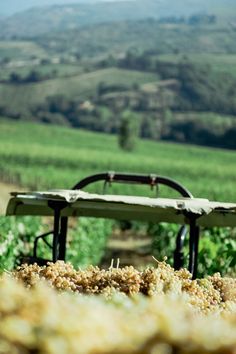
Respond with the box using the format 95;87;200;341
174;225;187;270
52;208;61;262
58;217;68;261
188;217;200;279
48;201;68;263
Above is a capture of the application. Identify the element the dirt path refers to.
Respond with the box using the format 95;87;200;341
0;182;26;215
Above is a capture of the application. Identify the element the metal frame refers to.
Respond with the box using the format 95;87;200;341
29;172;201;278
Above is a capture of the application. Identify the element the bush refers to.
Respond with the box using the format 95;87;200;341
66;218;113;267
149;223;236;277
0;216;113;271
0;216;43;271
197;227;236;276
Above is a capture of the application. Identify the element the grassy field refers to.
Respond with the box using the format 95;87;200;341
0;68;158;113
0;40;47;60
0;119;236;202
0;63;85;81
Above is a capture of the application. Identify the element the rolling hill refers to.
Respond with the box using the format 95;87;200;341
0;68;158;114
1;0;102;16
36;19;236;59
1;0;236;38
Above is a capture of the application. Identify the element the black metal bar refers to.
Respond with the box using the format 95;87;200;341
52;207;61;262
188;216;200;279
33;231;53;258
48;201;68;263
174;225;187;270
58;217;68;260
73;172;193;197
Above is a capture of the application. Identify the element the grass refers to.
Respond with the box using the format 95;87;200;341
0;40;47;60
156;53;236;78
0;63;84;81
0;68;158;113
0;119;236;202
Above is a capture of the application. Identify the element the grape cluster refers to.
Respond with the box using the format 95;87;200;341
0;273;235;354
13;261;142;295
13;260;236;312
208;272;236;302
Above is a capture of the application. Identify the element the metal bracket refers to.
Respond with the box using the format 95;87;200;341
103;171;115;194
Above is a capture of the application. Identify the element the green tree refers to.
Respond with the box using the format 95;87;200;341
25;70;41;83
118;110;140;151
9;72;21;83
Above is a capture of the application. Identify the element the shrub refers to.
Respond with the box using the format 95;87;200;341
0;216;113;271
149;223;236;277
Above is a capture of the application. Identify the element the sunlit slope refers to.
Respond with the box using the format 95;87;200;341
0;68;158;113
0;40;47;60
0;119;236;202
156;53;236;79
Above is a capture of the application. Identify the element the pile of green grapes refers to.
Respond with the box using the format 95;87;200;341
0;261;234;354
14;260;236;312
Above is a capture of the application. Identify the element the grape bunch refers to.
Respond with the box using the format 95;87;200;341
13;260;236;313
0;272;235;354
13;261;142;295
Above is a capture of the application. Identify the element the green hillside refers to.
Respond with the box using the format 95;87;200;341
1;0;236;38
156;53;236;78
0;62;84;81
0;119;236;202
1;5;236;151
0;40;47;60
0;68;158;113
37;20;236;59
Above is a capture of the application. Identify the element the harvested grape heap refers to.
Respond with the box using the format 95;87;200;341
0;261;234;354
14;260;236;312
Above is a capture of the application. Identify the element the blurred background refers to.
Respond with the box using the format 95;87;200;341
0;0;235;275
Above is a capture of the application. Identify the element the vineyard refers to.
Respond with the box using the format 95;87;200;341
0;119;236;276
1;119;236;200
